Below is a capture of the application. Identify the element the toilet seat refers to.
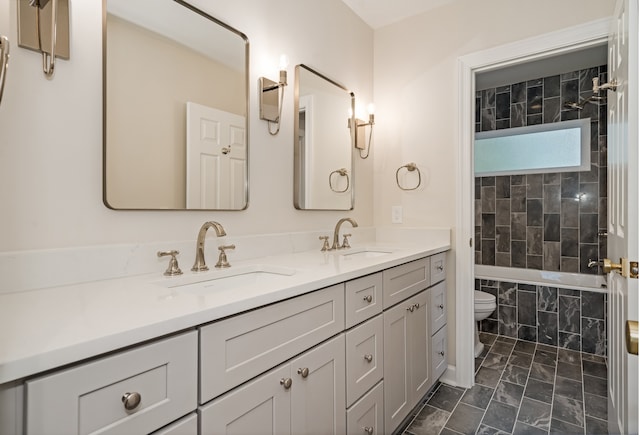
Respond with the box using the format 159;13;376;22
474;290;495;303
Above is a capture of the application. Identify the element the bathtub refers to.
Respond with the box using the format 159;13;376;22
475;265;608;294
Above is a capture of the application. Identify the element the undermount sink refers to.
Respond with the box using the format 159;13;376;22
154;264;297;290
338;249;392;260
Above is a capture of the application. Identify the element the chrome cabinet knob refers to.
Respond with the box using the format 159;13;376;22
439;351;445;356
363;295;373;303
407;305;414;312
121;392;141;412
364;426;374;434
437;265;444;271
297;367;309;378
280;378;292;389
438;304;444;310
364;354;373;363
414;303;420;310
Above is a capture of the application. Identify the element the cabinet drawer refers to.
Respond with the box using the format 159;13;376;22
431;325;448;381
25;331;198;435
345;272;383;328
430;281;447;333
346;315;383;407
430;252;446;285
200;284;345;403
382;258;430;309
151;413;197;435
346;381;384;435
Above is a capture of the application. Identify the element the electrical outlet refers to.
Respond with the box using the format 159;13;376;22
391;206;403;224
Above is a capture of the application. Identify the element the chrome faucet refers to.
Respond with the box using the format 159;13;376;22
330;217;358;250
192;221;227;272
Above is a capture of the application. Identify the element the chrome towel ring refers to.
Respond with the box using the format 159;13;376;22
329;168;350;193
396;163;421;191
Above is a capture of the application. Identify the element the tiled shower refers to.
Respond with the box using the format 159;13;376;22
475;64;608;355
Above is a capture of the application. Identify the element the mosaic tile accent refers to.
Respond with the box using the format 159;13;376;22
477;278;607;356
475;64;608;275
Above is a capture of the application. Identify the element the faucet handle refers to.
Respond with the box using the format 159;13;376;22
157;250;183;276
342;234;352;249
215;244;235;268
319;236;330;252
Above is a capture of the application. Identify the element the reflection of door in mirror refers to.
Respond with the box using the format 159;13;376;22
186;102;246;209
294;65;354;210
104;0;248;210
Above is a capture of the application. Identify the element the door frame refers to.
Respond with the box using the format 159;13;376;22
454;18;611;388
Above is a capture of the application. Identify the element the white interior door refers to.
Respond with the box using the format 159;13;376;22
186;102;246;209
607;1;639;433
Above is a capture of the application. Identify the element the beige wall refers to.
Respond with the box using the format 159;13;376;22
0;0;374;251
373;0;614;363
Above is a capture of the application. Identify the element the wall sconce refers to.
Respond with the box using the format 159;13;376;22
259;54;289;135
351;103;375;159
17;0;70;78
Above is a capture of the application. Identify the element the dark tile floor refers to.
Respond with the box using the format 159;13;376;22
402;333;609;435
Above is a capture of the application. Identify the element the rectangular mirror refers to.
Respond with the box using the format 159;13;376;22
103;0;249;210
294;64;355;210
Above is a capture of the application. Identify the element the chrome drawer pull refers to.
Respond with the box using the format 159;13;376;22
438;304;444;310
297;367;309;378
121;392;141;412
437;265;444;271
414;303;420;310
280;377;292;389
439;351;445;356
407;305;414;312
364;354;373;363
364;427;374;434
363;295;373;303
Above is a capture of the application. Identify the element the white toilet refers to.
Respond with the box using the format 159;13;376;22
474;290;497;357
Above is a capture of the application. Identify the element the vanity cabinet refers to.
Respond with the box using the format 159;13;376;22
199;334;346;435
429;253;448;382
383;289;431;434
9;249;449;435
24;331;198;435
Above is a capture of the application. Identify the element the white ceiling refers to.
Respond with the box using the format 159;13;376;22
341;0;457;29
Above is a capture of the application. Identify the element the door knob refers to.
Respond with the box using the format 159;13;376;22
627;321;638;355
603;258;623;274
280;378;292;389
121;392;142;412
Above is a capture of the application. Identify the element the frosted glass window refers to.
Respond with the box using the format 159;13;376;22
474;119;591;176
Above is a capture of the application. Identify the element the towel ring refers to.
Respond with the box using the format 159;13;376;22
396;163;421;191
329;168;350;193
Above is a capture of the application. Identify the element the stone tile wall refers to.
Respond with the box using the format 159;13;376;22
476;278;607;355
475;65;608;275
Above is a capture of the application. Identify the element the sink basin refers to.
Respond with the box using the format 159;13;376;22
154;264;296;290
338;249;392;260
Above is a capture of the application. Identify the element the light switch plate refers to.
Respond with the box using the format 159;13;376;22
391;206;403;224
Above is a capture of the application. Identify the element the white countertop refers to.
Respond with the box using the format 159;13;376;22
0;240;449;385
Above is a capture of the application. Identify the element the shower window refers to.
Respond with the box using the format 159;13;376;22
474;118;591;176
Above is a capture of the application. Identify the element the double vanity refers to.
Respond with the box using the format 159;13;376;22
0;227;450;435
